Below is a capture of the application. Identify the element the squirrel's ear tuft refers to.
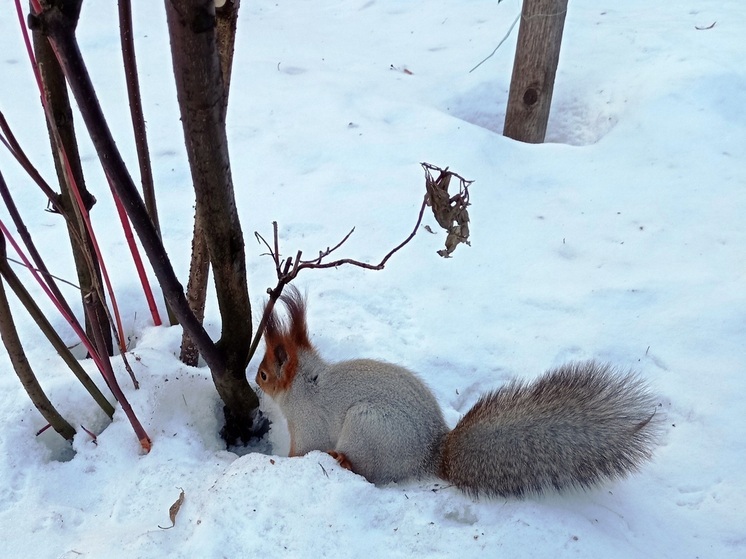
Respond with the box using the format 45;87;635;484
263;299;284;342
281;285;312;349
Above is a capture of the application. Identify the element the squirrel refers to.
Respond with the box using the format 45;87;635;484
255;286;661;498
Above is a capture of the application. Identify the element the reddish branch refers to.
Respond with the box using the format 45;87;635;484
118;0;159;234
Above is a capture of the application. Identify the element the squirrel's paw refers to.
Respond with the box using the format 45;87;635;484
327;450;354;472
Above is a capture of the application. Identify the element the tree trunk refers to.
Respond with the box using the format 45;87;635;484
32;0;263;443
503;0;568;143
179;210;210;366
215;0;239;112
32;23;113;356
164;0;259;441
179;0;240;366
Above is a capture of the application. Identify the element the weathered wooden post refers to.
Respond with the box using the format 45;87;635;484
503;0;569;143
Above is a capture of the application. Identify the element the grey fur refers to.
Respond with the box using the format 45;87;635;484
440;361;661;498
272;352;448;484
258;289;661;498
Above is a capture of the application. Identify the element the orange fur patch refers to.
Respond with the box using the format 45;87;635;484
255;338;299;398
327;451;354;472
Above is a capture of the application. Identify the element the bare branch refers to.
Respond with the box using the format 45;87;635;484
245;162;472;366
118;0;159;233
246;191;425;364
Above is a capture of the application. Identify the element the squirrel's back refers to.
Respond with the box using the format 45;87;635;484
314;358;448;484
438;361;660;498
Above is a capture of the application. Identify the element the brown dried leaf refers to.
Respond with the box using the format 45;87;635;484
422;163;473;257
158;487;185;530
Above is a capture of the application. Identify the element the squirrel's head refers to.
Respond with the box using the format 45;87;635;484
255;286;312;398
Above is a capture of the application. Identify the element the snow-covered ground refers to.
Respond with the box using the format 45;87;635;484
1;1;744;557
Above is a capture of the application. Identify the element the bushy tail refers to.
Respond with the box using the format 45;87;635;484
438;361;661;498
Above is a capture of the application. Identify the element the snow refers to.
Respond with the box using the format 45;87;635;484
0;0;744;557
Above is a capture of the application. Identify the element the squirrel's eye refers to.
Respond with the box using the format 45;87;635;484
260;370;268;382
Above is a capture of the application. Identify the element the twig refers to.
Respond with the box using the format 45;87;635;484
118;0;170;330
118;0;160;235
319;462;329;477
246;162;472;365
80;424;98;444
695;22;716;30
246;187;430;365
5;257;80;289
470;12;520;73
0;112;63;209
84;290;151;452
0;165;79;324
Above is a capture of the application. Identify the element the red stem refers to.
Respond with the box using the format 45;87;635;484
111;187;162;326
16;0;154;345
1;221;151;452
1;220;100;370
11;0;152;450
15;0;43;93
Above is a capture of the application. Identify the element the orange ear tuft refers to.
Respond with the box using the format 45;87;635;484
262;299;284;346
280;285;312;349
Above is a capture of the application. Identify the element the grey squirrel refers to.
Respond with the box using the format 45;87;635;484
255;287;660;498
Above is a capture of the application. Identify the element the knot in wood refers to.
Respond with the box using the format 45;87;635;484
523;87;540;106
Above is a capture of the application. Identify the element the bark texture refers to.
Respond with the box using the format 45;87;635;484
179;0;240;366
164;0;259;441
503;0;568;143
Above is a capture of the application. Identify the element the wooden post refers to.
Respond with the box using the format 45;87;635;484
503;0;569;143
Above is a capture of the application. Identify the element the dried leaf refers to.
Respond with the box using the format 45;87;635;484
158;487;185;530
422;163;473;257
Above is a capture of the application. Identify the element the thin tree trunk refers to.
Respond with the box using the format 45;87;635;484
503;0;568;143
164;0;259;442
179;0;240;367
179;210;210;366
32;23;113;356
